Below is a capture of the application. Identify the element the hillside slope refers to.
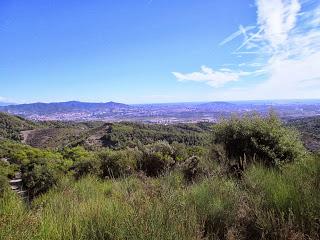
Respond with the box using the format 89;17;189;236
21;121;212;149
287;116;320;151
0;112;37;140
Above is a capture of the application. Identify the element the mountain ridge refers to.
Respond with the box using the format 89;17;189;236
1;100;320;122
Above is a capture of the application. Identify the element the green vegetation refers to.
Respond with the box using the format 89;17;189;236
288;116;320;152
0;113;319;239
0;112;36;141
100;122;211;149
212;114;306;177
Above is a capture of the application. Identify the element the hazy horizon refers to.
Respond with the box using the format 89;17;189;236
1;0;320;104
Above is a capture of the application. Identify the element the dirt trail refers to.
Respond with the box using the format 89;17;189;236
20;129;37;144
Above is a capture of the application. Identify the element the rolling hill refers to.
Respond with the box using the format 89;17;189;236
0;101;131;114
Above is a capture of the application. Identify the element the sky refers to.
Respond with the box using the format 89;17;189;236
1;0;320;104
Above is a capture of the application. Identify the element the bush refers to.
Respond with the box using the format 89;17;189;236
138;141;175;177
61;146;90;161
181;156;208;183
171;141;188;162
71;155;101;179
0;161;17;178
212;113;306;170
98;148;141;178
21;158;61;198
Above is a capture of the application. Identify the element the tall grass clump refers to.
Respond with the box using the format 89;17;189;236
187;177;240;239
30;175;202;240
0;185;38;240
245;155;320;239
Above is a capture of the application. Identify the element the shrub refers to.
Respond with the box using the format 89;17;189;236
98;148;141;178
138;141;175;177
0;161;17;178
212;113;306;170
21;158;61;198
61;146;90;161
171;141;188;162
181;156;208;183
71;155;101;179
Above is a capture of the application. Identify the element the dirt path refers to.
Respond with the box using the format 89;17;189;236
20;129;37;144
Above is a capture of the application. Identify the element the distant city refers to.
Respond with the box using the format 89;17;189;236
1;99;320;123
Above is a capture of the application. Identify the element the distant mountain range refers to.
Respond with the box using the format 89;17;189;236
0;101;131;114
1;100;320;122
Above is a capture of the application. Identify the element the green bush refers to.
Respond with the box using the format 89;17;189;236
181;156;209;183
138;141;175;177
212;113;306;170
0;161;17;178
21;158;61;198
171;141;188;162
61;146;90;161
71;155;101;179
98;148;141;178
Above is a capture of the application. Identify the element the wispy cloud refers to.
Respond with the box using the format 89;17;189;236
173;0;320;100
219;25;256;46
240;0;320;98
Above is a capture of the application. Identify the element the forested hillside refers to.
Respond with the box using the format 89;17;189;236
0;113;319;239
2;112;320;151
0;112;37;140
0;113;211;149
288;116;320;151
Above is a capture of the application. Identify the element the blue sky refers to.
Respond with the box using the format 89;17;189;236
1;0;320;104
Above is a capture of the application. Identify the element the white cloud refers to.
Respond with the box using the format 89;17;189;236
256;0;301;48
172;66;253;87
174;0;320;100
246;0;320;99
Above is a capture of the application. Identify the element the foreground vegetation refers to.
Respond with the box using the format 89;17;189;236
0;114;319;239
